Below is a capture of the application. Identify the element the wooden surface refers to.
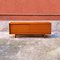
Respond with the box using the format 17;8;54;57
9;22;51;34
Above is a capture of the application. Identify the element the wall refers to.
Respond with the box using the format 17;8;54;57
0;0;60;15
0;21;60;34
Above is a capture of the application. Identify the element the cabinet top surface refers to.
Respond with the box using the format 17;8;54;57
9;22;51;25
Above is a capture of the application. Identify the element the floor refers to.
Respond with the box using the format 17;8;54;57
0;31;60;38
0;32;60;60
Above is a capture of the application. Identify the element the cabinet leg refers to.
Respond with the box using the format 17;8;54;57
15;34;16;38
44;34;46;38
42;34;46;38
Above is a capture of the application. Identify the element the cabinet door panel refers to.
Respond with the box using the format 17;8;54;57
30;24;51;34
10;24;29;34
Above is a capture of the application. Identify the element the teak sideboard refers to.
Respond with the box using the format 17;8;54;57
9;22;51;37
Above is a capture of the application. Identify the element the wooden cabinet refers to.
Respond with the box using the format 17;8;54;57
9;22;51;37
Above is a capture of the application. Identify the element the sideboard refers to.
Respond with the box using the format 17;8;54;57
9;22;51;37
